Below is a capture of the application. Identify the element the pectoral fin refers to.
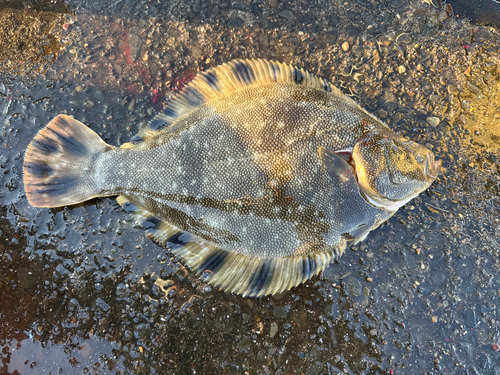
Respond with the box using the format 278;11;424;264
318;146;355;183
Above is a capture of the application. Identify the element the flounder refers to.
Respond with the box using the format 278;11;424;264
23;59;442;297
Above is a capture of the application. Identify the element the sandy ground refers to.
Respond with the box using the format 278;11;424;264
1;0;500;374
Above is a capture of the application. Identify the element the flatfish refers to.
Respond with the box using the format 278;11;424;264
23;59;442;296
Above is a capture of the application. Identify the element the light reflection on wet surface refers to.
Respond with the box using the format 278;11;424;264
462;79;500;153
1;0;500;373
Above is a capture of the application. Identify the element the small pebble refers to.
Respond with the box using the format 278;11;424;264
128;98;135;111
79;342;92;358
127;33;143;62
342;41;350;52
257;34;269;49
398;65;406;74
378;108;388;118
270;322;278;338
447;84;459;95
192;0;200;12
84;100;95;108
429;94;441;104
268;0;278;7
377;35;391;46
278;10;295;20
273;306;288;319
231;2;246;10
191;46;203;59
347;277;362;297
427;117;440;128
227;17;244;28
431;316;438;323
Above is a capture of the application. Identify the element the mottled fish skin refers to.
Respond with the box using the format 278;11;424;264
95;82;392;256
23;59;441;297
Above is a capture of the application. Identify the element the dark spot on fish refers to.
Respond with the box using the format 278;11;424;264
47;127;87;156
162;107;178;118
34;176;76;196
270;62;280;80
55;115;69;128
123;201;139;213
202;72;220;90
32;139;58;155
183;86;205;107
323;81;332;92
198;249;228;274
233;61;254;84
248;259;272;295
167;231;185;245
25;161;53;178
309;257;317;275
143;216;162;230
292;68;304;84
302;257;311;280
149;118;169;131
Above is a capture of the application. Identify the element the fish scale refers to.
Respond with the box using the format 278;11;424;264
23;59;441;297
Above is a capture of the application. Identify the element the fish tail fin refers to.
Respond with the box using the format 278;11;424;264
23;115;110;208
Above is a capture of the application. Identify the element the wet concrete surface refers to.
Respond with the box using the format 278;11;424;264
1;0;500;374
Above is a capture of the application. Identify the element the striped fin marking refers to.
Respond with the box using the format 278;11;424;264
117;195;172;238
23;115;110;208
140;59;346;137
116;195;344;297
176;242;343;297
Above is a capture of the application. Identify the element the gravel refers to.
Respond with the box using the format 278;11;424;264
1;0;500;374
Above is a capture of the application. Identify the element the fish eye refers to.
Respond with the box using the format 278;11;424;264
415;154;424;163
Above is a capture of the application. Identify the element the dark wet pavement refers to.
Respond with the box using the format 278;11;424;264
1;0;500;374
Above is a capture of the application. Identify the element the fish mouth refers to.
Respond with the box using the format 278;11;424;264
424;152;442;179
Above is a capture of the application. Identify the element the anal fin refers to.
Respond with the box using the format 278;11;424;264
116;195;342;297
116;195;181;244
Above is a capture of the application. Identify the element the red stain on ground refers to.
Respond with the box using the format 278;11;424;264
81;18;200;103
152;89;159;103
120;33;133;65
172;72;196;93
116;30;158;95
126;83;142;95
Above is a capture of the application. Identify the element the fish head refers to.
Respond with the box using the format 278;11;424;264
352;131;442;211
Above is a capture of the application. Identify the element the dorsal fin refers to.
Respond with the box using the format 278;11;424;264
142;59;342;138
